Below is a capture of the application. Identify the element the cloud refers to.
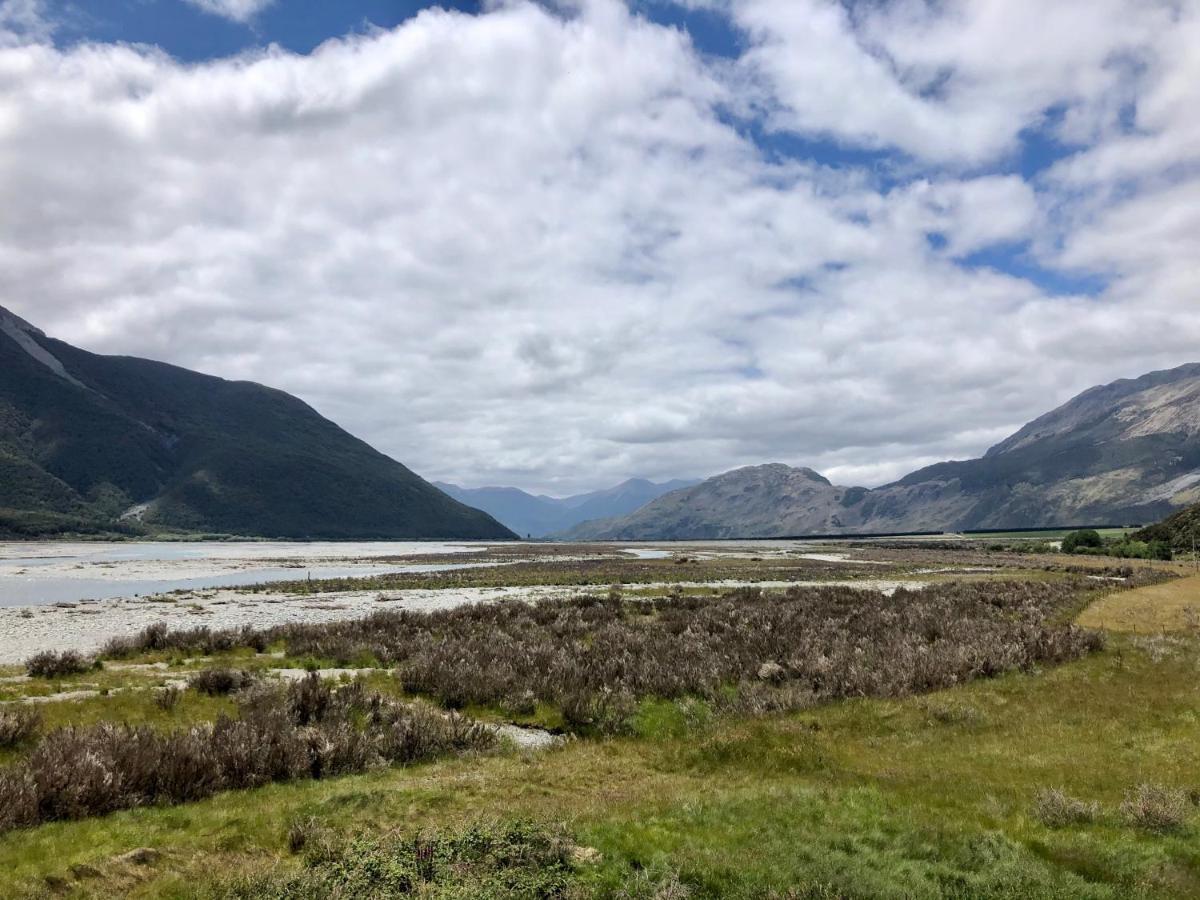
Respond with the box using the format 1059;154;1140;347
0;0;1197;495
183;0;275;24
730;0;1175;166
0;0;54;45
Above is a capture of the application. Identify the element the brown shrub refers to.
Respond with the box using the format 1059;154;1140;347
25;650;91;678
1120;783;1191;834
97;579;1106;736
0;676;493;832
0;708;40;749
188;668;256;696
1032;788;1099;827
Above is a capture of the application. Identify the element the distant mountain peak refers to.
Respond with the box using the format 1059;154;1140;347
986;362;1200;458
720;463;831;486
566;363;1200;540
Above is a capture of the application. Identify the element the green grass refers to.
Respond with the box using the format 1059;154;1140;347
0;629;1197;898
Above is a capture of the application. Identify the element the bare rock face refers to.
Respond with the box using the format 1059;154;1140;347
567;364;1200;539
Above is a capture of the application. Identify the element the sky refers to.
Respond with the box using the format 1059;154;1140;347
1;0;1198;496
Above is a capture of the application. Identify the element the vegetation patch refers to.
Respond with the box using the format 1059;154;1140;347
1120;784;1193;834
211;820;579;899
0;676;492;832
103;580;1104;735
0;709;40;751
25;650;92;679
1032;788;1100;828
1077;575;1200;633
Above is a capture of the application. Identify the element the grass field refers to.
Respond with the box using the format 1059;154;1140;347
1078;574;1200;633
0;552;1197;898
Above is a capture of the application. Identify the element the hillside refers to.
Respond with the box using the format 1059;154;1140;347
436;478;697;537
0;306;515;540
1132;503;1200;550
566;364;1200;539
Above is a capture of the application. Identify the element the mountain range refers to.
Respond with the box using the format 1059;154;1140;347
0;305;514;540
434;478;698;538
564;363;1200;540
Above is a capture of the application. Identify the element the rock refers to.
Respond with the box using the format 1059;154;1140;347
571;846;603;865
757;661;785;681
116;847;160;866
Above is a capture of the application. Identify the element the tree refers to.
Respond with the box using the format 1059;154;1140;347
1062;529;1102;554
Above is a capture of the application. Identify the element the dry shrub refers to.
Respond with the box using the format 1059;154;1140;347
0;708;40;749
1032;788;1099;827
0;676;493;833
98;579;1105;736
1120;784;1191;834
188;668;256;696
154;687;182;711
25;650;90;678
286;816;328;855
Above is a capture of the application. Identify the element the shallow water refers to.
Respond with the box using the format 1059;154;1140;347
0;541;496;607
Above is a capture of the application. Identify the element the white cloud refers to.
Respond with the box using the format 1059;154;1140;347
0;0;1197;494
730;0;1175;166
0;0;53;45
183;0;275;24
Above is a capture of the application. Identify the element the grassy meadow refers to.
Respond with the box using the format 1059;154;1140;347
0;544;1197;898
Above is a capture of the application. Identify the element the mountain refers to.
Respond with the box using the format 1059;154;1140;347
435;477;698;537
565;364;1200;540
0;305;515;540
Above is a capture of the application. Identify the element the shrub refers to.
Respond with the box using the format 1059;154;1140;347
0;676;493;832
1062;530;1103;554
188;668;256;696
1032;788;1099;828
25;650;90;678
154;686;182;711
286;817;327;855
95;579;1106;737
1120;783;1191;833
0;709;40;749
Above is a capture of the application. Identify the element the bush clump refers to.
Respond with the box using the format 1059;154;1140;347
103;579;1104;735
188;668;256;696
1061;530;1103;554
25;650;91;679
1032;788;1099;828
0;709;40;749
0;676;492;832
1120;783;1191;834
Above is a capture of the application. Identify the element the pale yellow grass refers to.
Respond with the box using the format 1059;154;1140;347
1078;574;1200;632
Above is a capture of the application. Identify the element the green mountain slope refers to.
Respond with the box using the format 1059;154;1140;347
1133;503;1200;550
0;306;514;540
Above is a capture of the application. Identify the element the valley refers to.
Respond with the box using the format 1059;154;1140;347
0;538;1196;897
